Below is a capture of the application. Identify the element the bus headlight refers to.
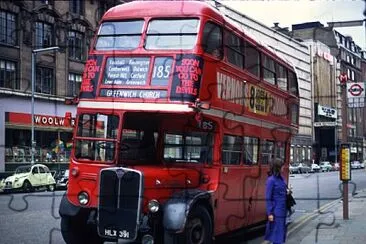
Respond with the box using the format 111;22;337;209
78;191;89;205
148;199;159;213
142;234;154;244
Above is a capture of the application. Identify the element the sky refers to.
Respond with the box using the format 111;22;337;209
222;0;366;49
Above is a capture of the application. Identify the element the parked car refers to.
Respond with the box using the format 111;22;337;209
351;161;362;169
289;163;300;174
311;163;321;173
3;164;56;192
360;162;365;169
319;161;333;172
298;163;311;173
56;169;69;190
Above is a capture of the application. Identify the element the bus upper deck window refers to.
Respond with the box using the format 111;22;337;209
145;18;199;50
202;22;222;58
95;20;144;50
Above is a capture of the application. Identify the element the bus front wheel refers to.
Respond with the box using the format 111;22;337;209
61;214;103;244
164;205;213;244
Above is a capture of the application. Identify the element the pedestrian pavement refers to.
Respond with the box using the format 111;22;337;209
286;188;366;244
244;188;366;244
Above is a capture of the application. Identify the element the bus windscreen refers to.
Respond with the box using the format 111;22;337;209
145;18;199;50
95;20;144;50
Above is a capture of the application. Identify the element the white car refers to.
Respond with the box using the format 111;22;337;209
319;161;333;172
3;164;56;192
311;163;321;172
351;161;362;169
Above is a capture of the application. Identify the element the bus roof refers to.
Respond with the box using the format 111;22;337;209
101;1;295;72
103;0;224;21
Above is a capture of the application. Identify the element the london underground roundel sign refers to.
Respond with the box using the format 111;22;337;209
347;82;365;98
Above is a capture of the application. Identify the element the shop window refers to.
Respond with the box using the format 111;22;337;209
0;59;17;89
245;43;260;77
68;73;82;97
222;135;242;165
202;22;222;58
260;140;274;164
36;66;54;94
243;136;258;165
70;0;84;15
35;22;53;48
262;55;276;85
0;10;17;45
68;31;85;60
226;32;243;68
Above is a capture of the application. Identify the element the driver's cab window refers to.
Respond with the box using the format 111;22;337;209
120;129;158;161
32;167;39;174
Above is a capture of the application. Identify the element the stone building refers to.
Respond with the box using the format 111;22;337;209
291;21;366;162
0;0;123;172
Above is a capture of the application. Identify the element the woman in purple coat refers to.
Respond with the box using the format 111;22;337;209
264;159;288;244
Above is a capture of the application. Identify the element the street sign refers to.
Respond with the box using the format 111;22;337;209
313;121;337;127
347;82;365;98
340;144;351;181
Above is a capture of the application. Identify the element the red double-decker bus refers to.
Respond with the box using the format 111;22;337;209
59;1;299;244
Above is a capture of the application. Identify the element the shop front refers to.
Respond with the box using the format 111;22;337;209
0;97;76;172
4;112;75;172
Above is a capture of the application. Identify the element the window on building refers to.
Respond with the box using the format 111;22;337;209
0;59;17;89
222;135;242;165
202;22;222;58
226;32;243;68
260;140;274;164
243;136;258;165
262;55;276;85
276;64;287;91
70;0;84;15
245;42;260;77
36;67;54;94
0;11;17;45
68;31;84;60
35;22;53;48
68;73;82;97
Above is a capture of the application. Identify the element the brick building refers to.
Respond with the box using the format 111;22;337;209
0;0;123;172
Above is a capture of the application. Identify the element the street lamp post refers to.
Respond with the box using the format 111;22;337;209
31;46;60;165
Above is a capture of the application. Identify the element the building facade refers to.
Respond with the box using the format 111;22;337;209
292;22;366;163
216;3;313;164
0;0;124;172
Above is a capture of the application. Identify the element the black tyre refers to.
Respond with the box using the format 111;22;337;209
22;180;33;192
164;205;213;244
61;214;104;244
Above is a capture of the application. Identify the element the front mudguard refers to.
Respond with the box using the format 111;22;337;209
59;193;81;217
162;189;212;233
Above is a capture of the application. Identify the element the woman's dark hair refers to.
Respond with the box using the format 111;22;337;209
268;159;283;177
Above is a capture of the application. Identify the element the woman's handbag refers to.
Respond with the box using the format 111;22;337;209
286;192;296;209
